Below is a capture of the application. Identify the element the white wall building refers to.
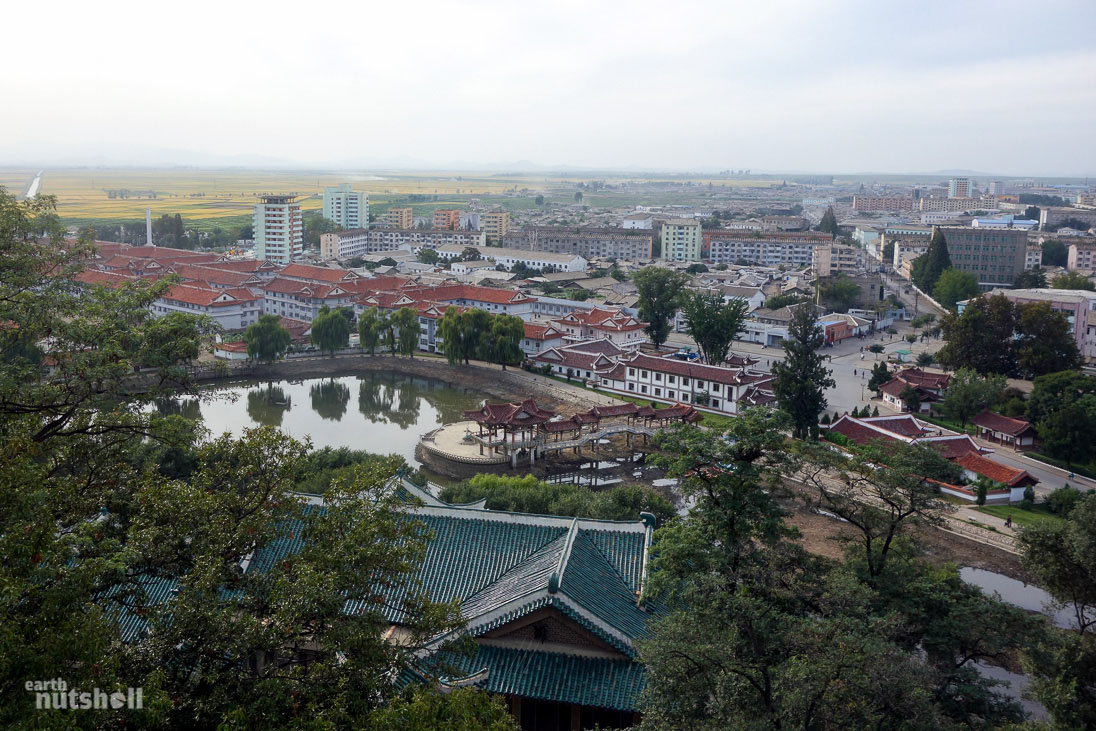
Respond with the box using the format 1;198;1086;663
322;184;368;229
434;244;586;273
254;195;303;264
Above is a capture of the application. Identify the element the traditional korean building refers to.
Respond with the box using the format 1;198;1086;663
970;411;1037;449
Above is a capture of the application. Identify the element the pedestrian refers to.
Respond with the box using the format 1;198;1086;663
1005;515;1012;528
860;353;865;360
853;369;856;376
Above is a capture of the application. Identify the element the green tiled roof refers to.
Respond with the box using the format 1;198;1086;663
436;645;646;712
557;532;653;642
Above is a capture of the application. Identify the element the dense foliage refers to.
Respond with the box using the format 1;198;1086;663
679;290;749;365
634;267;689;348
770;304;835;439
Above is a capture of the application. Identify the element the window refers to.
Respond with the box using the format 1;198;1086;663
641;385;648;394
628;368;635;376
712;400;720;409
628;383;635;391
655;373;662;381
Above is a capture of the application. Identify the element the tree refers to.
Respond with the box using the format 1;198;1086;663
868;361;892;394
1027;371;1096;424
1013;266;1047;289
1038;402;1096;467
942;368;1006;425
932;268;980;311
1016;301;1083;377
680;291;749;365
818;273;861;313
1051;270;1096;291
245;314;291;363
534;194;544;205
1042;239;1068;267
881;238;895;264
911;228;951;293
440;474;676;526
0;192;472;727
391;306;420;357
797;440;959;579
634;267;689;349
815;205;839;238
417;247;440;265
771;304;835;439
369;687;517;730
358;306;383;354
1019;494;1096;728
900;384;922;412
937;294;1018;375
868;342;885;354
763;292;806;309
311;305;351;356
684;262;708;274
483;314;524;370
1023;204;1041;222
916;352;935;366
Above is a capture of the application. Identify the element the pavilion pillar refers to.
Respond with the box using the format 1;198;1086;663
529;447;535;466
570;704;581;731
511;450;517;469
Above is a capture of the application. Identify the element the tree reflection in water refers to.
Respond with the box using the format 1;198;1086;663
310;379;351;421
246;384;291;427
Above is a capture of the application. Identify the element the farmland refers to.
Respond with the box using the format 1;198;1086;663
0;167;783;231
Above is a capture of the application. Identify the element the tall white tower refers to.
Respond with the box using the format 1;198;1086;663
322;183;368;229
146;207;154;246
253;195;303;263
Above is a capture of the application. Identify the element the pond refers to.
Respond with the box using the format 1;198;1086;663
960;567;1085;631
156;373;492;465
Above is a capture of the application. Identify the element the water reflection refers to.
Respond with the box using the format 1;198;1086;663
310;379;350;422
154;396;201;421
246;384;292;427
157;373;489;464
960;567;1087;631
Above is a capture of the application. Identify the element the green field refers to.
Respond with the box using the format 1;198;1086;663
974;504;1064;528
0;167;783;231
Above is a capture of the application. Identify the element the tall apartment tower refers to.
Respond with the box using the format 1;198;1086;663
948;177;971;198
322;183;368;229
382;207;413;229
253;195;303;264
661;219;703;261
433;209;461;230
483;211;511;242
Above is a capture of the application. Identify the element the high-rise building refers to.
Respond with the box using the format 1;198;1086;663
935;226;1028;290
661;219;702;261
988;181;1005;196
432;209;461;230
483;211;511;241
253;195;303;264
948;177;971;198
382;207;413;229
322;184;368;229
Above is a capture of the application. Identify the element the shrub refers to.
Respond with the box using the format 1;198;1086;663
1046;485;1082;515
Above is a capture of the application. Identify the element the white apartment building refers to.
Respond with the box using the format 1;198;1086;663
661;219;702;262
1068;242;1096;271
320;228;487;260
151;284;262;331
599;353;774;416
434;244;586;273
322;184;368;229
254;195;303;264
706;231;832;268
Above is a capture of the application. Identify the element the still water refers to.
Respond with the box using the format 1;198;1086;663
157;373;491;465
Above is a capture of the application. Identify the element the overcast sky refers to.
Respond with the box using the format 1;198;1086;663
4;0;1095;175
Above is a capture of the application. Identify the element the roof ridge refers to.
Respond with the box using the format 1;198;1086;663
553;519;580;592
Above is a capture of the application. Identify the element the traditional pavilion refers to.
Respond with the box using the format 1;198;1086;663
463;398;702;467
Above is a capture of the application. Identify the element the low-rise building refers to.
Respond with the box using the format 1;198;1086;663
852;195;915;212
1067;241;1096;270
550;307;648;350
434;244;586;273
151;284;262;331
503;227;654;261
982;288;1096;363
971;411;1037;449
1040;207;1096;231
935;226;1029;290
598;352;774;416
813;243;867;276
621;212;654;229
705;230;832;267
260;278;356;322
320;229;487;260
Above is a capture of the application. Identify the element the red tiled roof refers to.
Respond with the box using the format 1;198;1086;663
464;398;556;425
531;348;616;371
170;263;253;287
261;278;350;298
279;263;362;283
956;453;1037;487
826;416;902;447
428;284;536;306
619;352;771;387
341;275;414;295
921;436;985;459
879;378;941;401
160;284;242;308
210;260;282;272
861;415;931;437
971;410;1036;437
895;367;951;390
591;403;640;418
554;307;647;331
523;322;564;339
75;270;137;288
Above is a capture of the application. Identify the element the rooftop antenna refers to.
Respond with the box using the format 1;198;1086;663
146;207;154;247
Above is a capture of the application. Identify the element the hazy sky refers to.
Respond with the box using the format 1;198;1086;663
5;0;1095;175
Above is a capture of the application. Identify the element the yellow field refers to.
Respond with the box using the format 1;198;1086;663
0;167;776;228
